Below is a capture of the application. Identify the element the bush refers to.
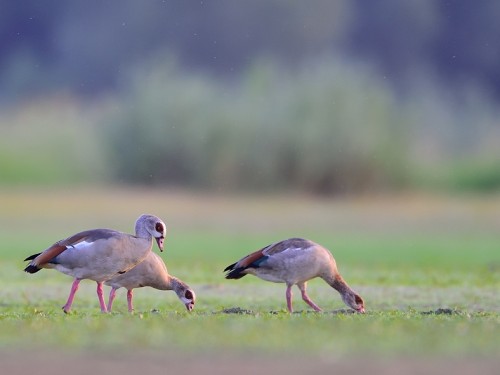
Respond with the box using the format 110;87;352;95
104;57;411;194
2;56;499;194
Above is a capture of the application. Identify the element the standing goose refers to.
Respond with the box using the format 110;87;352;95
105;251;195;312
23;214;166;313
224;238;365;313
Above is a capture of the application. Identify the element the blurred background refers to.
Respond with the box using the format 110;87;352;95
1;0;499;194
1;4;499;368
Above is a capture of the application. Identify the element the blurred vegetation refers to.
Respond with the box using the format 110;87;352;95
1;1;500;194
1;56;499;194
105;57;406;193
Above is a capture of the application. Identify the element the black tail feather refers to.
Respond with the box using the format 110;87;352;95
24;264;41;273
224;266;247;280
24;252;42;273
24;252;41;262
223;262;237;272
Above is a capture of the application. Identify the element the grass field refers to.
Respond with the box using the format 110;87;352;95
0;187;499;374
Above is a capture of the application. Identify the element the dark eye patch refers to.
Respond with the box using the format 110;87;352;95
155;222;164;233
185;290;193;300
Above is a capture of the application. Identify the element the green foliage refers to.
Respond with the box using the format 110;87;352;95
101;57;500;194
416;160;500;192
104;58;409;193
1;57;499;193
1;305;499;358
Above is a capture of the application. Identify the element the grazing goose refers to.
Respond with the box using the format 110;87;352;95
105;251;196;312
224;238;365;313
23;214;166;313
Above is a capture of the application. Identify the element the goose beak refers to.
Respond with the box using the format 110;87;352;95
156;236;164;252
358;307;366;314
185;302;194;312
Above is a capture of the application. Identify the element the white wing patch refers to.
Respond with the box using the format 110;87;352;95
69;241;93;250
275;245;313;256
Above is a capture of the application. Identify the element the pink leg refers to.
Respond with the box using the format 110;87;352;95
286;284;293;312
62;279;81;313
96;282;108;313
107;287;117;312
127;289;134;312
298;282;322;312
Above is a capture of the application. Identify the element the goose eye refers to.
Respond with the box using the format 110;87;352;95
155;222;164;233
185;290;193;300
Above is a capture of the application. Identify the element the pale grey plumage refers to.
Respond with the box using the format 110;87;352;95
23;214;167;313
47;229;156;280
224;238;365;313
105;251;196;312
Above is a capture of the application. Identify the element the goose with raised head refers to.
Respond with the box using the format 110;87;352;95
23;214;167;313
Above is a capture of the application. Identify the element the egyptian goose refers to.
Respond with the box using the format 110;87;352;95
224;238;365;313
105;251;196;312
23;214;166;313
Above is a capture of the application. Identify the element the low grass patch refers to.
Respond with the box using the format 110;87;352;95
0;188;499;361
1;296;499;358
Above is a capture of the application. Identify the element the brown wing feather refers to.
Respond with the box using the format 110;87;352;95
24;229;121;274
237;248;266;268
235;238;311;268
224;248;267;279
30;243;67;267
30;231;93;267
224;238;314;280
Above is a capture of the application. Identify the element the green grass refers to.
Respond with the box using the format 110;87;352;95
0;188;499;360
1;307;498;357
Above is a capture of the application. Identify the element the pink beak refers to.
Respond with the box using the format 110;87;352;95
156;237;164;252
185;302;194;312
